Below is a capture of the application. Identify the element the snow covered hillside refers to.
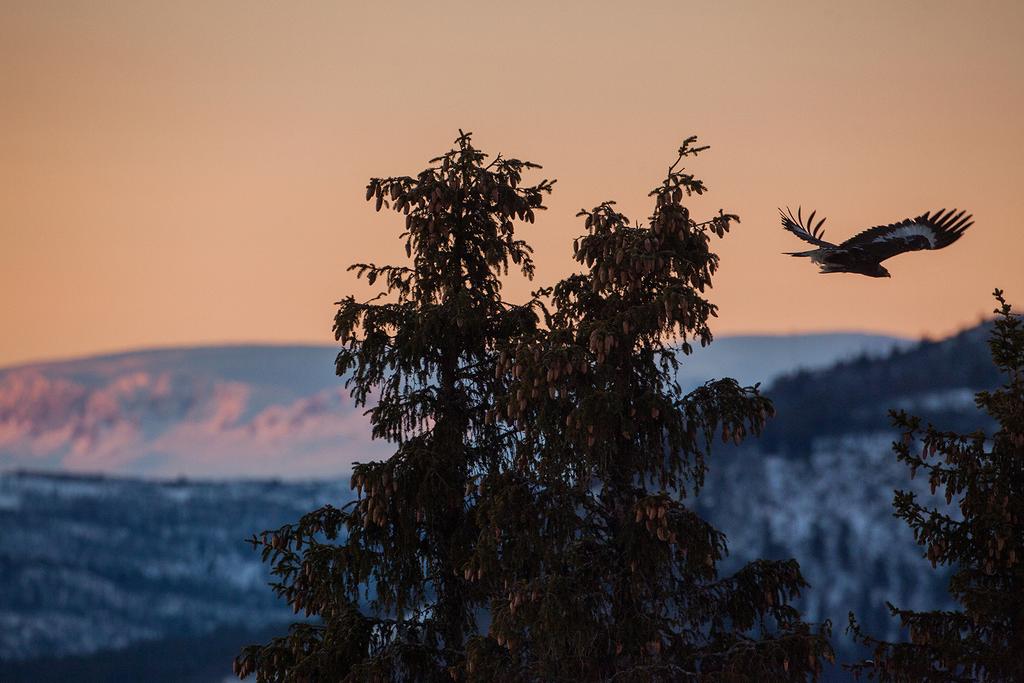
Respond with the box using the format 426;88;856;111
0;472;350;663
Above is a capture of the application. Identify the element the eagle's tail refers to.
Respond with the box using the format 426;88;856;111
784;250;817;257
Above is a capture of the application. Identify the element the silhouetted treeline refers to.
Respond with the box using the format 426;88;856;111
761;322;999;455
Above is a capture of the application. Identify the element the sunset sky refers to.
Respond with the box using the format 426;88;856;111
2;0;1022;368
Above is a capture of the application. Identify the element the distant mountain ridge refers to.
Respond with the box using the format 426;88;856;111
0;334;907;479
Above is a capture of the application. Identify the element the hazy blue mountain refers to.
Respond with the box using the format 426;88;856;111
0;334;906;480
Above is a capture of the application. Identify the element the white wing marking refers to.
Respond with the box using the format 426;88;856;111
872;223;936;248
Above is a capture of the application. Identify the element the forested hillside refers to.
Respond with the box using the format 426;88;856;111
761;323;997;454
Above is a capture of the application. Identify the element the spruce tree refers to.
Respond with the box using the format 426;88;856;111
234;132;553;681
462;137;833;681
848;290;1024;682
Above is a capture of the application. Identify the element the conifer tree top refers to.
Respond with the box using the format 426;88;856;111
849;289;1024;682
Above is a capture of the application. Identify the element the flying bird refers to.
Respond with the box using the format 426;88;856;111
779;207;973;277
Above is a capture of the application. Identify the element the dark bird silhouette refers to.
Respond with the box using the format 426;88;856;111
779;207;973;277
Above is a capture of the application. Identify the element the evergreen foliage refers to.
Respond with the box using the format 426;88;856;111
235;134;831;682
848;290;1024;681
462;137;832;681
234;132;552;681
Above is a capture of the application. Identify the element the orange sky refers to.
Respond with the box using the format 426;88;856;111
2;1;1022;368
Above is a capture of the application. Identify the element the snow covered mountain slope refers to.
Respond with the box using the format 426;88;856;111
0;346;388;478
698;436;955;651
0;472;350;662
0;335;905;479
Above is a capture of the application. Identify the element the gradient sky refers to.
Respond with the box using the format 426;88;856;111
2;0;1022;368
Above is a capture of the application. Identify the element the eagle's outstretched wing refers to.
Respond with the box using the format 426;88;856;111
779;207;834;248
839;209;973;262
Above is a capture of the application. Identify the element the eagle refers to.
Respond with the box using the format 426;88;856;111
779;207;973;277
